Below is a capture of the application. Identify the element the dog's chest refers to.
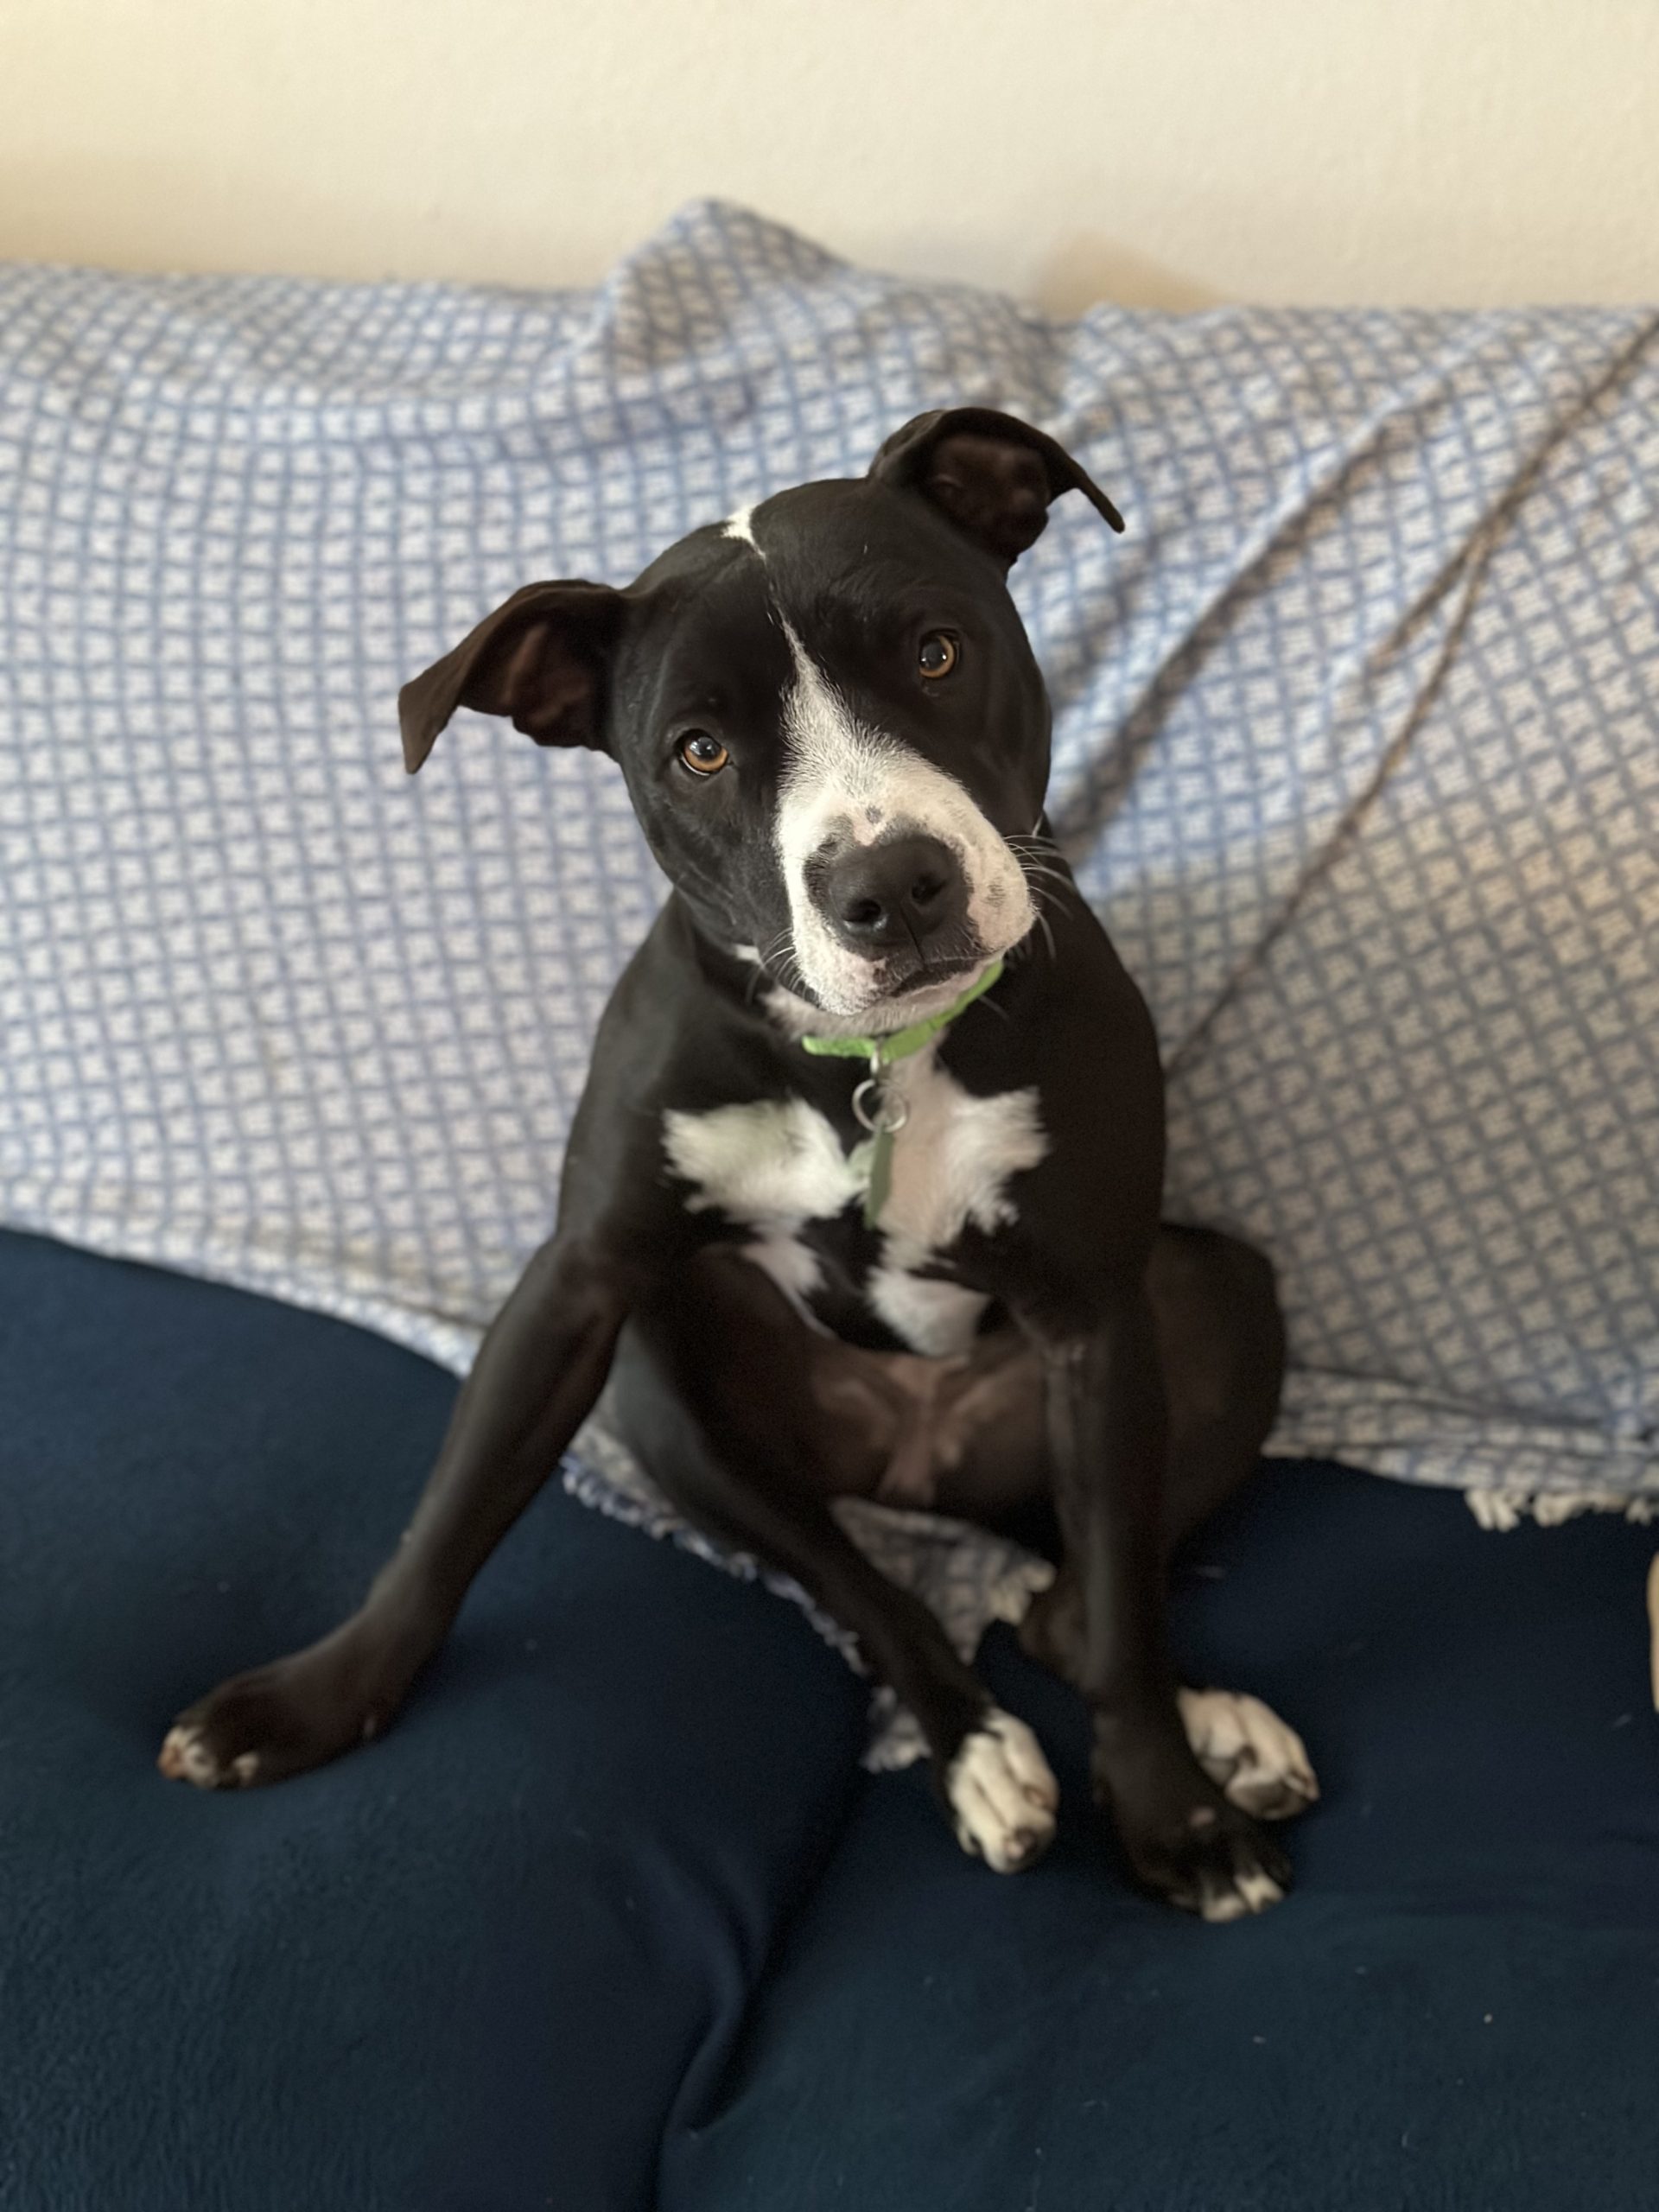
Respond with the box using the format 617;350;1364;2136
662;1052;1047;1357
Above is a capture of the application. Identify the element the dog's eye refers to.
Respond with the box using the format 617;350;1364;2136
918;632;958;680
677;731;730;777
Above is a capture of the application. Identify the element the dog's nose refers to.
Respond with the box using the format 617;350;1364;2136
823;835;967;951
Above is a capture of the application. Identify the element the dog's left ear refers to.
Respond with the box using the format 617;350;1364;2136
868;407;1124;569
398;580;626;773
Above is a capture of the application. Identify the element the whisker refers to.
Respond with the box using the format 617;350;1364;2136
758;929;800;986
1009;837;1071;868
1015;859;1076;912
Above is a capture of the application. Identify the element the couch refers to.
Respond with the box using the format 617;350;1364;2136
3;203;1656;2209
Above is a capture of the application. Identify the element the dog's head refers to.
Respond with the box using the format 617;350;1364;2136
400;409;1122;1026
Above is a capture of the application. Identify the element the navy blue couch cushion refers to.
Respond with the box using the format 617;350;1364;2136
663;1465;1659;2209
0;1229;870;2212
8;1225;1659;2210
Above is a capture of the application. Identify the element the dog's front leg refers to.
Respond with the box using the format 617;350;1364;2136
1039;1291;1290;1920
641;1412;1059;1874
159;1236;631;1789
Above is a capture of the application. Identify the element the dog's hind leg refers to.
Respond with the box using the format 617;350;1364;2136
1149;1223;1287;1558
1020;1221;1284;1673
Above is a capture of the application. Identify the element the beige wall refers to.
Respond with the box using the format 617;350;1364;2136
3;0;1656;309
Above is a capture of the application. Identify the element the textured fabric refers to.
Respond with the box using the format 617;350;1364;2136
1;200;1656;1519
0;1227;869;2212
662;1460;1659;2212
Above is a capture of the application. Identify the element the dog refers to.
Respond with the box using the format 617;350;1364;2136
160;408;1316;1920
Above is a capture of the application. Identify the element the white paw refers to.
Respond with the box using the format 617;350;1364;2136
1198;1862;1287;1923
158;1724;222;1787
157;1725;257;1789
946;1709;1059;1873
1179;1688;1319;1821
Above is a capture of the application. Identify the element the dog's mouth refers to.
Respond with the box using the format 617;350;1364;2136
870;950;980;1001
792;944;997;1030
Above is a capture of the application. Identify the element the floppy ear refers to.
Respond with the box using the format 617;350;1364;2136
397;580;626;773
868;406;1124;569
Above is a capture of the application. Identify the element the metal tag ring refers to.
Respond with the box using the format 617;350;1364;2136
852;1077;910;1135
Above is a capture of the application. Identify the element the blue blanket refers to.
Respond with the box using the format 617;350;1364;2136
1;201;1656;1515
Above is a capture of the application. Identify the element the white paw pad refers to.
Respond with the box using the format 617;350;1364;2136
1178;1688;1319;1821
946;1710;1059;1873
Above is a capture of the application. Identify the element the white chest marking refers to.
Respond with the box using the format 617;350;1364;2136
868;1052;1046;1353
662;1097;853;1307
663;1096;857;1223
661;1050;1047;1355
874;1052;1046;1250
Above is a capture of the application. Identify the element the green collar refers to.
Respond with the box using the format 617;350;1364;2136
798;957;1006;1068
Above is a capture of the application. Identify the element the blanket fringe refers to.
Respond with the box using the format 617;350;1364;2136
563;1424;1659;1755
1465;1485;1658;1531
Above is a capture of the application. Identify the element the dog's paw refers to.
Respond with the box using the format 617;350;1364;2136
946;1709;1059;1873
158;1629;403;1791
1178;1688;1319;1821
157;1719;258;1789
1121;1796;1293;1923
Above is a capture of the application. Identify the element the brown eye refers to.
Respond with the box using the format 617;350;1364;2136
918;632;958;680
677;731;729;776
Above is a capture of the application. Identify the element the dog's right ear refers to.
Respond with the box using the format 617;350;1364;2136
398;580;627;773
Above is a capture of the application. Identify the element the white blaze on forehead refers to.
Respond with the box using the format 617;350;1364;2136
773;620;1034;1018
723;506;764;556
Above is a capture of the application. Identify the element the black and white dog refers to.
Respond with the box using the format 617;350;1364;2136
162;409;1316;1921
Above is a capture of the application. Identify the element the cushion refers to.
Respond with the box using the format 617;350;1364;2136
1;202;1655;1513
0;1226;869;2211
661;1459;1659;2211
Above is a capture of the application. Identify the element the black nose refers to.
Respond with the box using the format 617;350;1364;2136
823;835;967;951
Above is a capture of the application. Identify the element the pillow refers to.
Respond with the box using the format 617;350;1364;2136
1;200;1654;1516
